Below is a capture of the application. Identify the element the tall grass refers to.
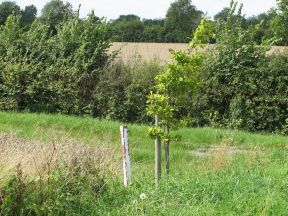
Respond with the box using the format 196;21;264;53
0;112;287;215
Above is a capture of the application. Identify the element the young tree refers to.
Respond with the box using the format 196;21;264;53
147;20;209;180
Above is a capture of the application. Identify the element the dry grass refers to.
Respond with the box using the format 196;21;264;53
0;133;120;184
110;42;287;63
192;145;263;171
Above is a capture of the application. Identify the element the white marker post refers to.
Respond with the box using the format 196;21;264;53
120;126;131;187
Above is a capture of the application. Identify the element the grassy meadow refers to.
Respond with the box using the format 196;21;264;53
0;111;287;215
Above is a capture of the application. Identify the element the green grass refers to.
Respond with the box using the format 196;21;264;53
0;111;288;215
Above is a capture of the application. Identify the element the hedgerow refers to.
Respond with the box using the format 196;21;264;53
0;13;114;115
190;2;288;134
0;3;287;134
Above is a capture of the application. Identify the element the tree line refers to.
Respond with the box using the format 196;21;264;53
1;0;288;44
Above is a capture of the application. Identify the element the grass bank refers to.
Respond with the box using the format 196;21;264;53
0;112;287;215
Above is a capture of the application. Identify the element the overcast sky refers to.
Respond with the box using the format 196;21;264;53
3;0;277;20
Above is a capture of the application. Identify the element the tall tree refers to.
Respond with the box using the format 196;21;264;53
20;5;37;27
0;1;20;26
214;5;246;28
110;15;144;42
214;7;230;21
40;0;73;33
164;0;203;43
143;19;165;42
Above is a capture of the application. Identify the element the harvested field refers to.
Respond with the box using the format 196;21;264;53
110;42;287;63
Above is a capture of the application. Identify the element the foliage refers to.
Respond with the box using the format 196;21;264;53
108;0;204;43
109;15;144;42
189;18;215;48
0;13;114;116
0;0;286;134
192;1;287;134
214;7;231;21
0;1;36;28
93;56;162;123
164;0;203;43
0;1;20;26
20;5;37;28
270;0;288;45
40;0;74;34
244;12;275;44
109;16;166;43
0;156;107;215
1;0;285;44
147;49;206;140
142;19;165;43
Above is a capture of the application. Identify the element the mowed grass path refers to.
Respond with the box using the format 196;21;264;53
0;111;288;215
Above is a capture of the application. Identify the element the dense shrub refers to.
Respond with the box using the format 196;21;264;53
0;13;114;116
0;4;286;134
190;4;288;134
0;14;162;123
93;56;162;122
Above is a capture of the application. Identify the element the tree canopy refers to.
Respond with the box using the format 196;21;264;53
40;0;74;33
0;0;287;44
0;1;20;26
164;0;203;42
109;15;144;42
20;5;37;27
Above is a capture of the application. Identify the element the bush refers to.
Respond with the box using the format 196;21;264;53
0;14;162;123
93;56;162;123
191;3;288;134
0;13;114;116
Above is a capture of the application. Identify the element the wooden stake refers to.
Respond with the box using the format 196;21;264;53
120;126;131;187
155;115;161;183
164;125;170;176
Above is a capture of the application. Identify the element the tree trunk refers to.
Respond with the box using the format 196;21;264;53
155;115;161;183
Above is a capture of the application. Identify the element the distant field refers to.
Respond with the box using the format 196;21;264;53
110;42;287;63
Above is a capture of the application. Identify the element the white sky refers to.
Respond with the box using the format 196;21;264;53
2;0;277;20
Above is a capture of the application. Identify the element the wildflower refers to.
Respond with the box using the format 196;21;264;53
139;193;146;200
